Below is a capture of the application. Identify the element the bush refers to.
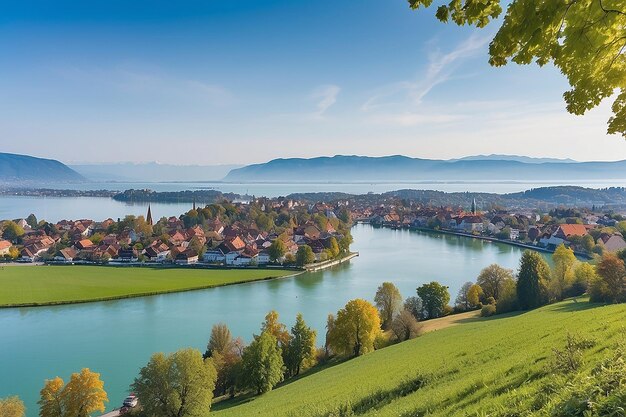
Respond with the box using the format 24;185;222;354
481;304;496;317
549;333;595;374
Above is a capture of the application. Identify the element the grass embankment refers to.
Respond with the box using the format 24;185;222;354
0;265;297;307
214;299;626;417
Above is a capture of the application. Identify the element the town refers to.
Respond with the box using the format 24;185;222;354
0;197;353;267
2;191;626;267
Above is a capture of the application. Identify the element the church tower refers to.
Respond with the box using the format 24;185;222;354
146;204;153;226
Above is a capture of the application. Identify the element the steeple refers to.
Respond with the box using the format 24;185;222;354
146;204;153;226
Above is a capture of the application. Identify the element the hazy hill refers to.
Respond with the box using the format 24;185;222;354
0;153;84;183
223;155;626;182
71;162;242;182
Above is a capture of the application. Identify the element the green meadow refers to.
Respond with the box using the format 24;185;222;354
214;299;626;417
0;265;296;307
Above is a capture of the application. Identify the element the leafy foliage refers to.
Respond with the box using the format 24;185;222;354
374;282;403;329
39;369;108;417
131;348;217;417
0;396;25;417
416;281;450;319
408;0;626;137
327;299;382;357
240;331;285;394
285;314;317;376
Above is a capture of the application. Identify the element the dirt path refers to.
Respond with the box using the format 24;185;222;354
420;310;482;333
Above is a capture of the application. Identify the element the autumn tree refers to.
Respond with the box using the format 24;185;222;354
204;323;243;397
39;369;108;417
206;323;233;357
374;282;403;329
591;253;626;303
467;284;483;308
408;0;626;137
571;262;596;296
295;245;315;266
517;250;550;310
551;244;578;300
284;313;317;376
131;348;217;417
476;264;514;300
416;281;450;319
268;239;287;263
328;236;340;258
391;310;422;341
261;310;291;348
327;299;382;357
0;396;25;417
239;331;284;394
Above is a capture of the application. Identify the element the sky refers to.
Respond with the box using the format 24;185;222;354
1;0;625;165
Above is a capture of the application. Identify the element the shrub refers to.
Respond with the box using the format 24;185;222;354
549;333;595;374
481;304;496;317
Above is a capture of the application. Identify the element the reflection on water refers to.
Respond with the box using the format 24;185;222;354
0;224;546;416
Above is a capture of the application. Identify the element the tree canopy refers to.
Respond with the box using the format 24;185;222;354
0;396;25;417
374;282;403;329
240;331;285;394
285;313;317;376
416;281;450;319
327;299;382;357
131;348;217;417
39;369;108;417
408;0;626;137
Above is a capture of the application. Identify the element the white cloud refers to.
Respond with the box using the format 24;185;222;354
311;84;340;118
360;33;491;126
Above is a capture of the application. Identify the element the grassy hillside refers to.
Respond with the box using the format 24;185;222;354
0;266;295;307
214;299;626;417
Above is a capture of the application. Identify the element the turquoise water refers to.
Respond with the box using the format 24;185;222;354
0;224;540;416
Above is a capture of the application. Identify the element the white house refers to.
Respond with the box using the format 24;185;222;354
204;249;226;263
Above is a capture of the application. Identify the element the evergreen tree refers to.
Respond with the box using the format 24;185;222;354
517;251;550;310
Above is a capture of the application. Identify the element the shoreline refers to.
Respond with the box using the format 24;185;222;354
360;222;593;260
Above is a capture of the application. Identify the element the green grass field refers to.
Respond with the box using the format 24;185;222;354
0;265;296;307
213;299;626;417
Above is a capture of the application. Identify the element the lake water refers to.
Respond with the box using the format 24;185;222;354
0;224;541;416
2;179;625;222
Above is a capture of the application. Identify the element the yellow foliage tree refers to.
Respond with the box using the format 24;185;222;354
0;396;26;417
327;299;382;357
38;369;107;417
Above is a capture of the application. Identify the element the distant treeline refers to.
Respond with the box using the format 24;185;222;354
288;186;626;209
112;189;247;204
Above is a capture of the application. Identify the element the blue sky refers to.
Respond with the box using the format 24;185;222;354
1;0;625;164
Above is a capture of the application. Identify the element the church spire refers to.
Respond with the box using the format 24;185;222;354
146;204;153;226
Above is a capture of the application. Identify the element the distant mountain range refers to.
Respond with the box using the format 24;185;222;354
224;155;626;182
71;162;242;182
452;154;577;164
0;153;84;183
